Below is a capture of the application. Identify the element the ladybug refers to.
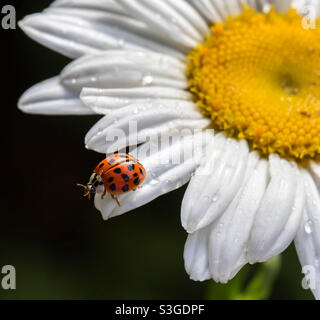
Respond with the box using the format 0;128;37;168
77;153;146;206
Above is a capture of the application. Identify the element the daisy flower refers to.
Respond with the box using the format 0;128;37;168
18;0;320;299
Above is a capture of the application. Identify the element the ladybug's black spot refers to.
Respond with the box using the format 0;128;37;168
109;184;116;191
122;185;129;192
107;177;114;183
134;178;141;186
133;173;138;177
108;159;115;165
127;164;135;171
139;168;144;175
121;174;130;182
99;163;104;168
114;168;121;174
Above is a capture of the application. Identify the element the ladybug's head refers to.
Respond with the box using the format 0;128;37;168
77;183;95;200
77;173;102;200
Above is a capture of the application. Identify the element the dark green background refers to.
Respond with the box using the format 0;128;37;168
2;1;313;299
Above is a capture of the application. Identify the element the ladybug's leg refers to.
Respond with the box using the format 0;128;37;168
101;186;107;199
77;184;91;200
111;194;121;207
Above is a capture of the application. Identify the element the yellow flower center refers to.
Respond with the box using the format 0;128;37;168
187;7;320;160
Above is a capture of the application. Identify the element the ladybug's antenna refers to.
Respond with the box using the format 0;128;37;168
77;184;91;200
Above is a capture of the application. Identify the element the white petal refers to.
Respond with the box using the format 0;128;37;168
295;170;320;300
47;6;184;56
184;226;211;281
207;0;230;19
293;0;320;16
165;0;210;36
61;51;187;92
50;0;206;53
181;134;249;233
210;0;246;18
19;4;182;59
208;152;269;283
80;87;193;113
248;155;304;263
272;0;293;13
50;0;126;15
117;0;201;50
85;100;209;154
18;77;93;115
247;0;260;11
309;161;320;189
225;0;242;16
95;131;213;220
187;0;224;23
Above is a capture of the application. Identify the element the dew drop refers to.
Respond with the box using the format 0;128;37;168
304;220;313;234
142;75;153;86
117;39;124;48
150;179;159;186
212;195;219;203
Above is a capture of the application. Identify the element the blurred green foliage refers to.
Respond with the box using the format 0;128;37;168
206;256;282;300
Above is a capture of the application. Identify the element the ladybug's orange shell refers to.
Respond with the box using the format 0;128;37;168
102;160;146;195
93;153;146;195
94;153;138;176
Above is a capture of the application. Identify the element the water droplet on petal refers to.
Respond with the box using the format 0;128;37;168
117;39;124;48
212;195;219;203
304;220;313;234
150;179;159;186
142;75;153;86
